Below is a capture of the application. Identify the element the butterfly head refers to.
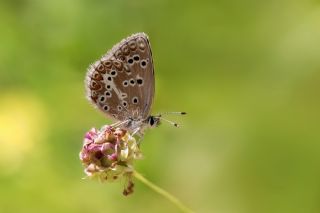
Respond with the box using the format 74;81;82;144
146;116;161;128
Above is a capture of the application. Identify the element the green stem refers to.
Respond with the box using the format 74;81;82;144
133;171;194;213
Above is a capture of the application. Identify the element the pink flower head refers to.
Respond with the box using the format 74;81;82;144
80;125;142;195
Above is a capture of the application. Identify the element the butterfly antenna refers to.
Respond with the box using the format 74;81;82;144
157;112;187;116
155;112;186;128
158;117;181;127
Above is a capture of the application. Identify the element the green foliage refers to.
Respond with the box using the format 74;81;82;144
1;0;320;212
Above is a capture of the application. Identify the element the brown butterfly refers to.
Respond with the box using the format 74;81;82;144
85;33;185;137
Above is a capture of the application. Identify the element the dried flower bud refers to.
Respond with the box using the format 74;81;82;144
114;128;127;138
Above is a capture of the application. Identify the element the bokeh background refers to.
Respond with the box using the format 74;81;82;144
1;0;320;212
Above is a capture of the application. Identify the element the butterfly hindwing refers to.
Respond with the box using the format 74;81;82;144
85;33;155;122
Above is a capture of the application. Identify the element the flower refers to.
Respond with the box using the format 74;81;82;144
79;125;142;195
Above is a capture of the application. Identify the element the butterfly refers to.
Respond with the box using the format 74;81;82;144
85;32;185;137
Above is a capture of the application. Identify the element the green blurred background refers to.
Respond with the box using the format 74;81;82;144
1;0;320;212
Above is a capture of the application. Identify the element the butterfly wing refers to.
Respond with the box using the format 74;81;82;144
85;33;155;122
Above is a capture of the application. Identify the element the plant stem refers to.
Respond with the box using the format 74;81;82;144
133;171;194;213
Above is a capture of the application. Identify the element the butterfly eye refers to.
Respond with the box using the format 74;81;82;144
149;117;155;126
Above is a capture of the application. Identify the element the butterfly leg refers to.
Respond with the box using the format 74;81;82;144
131;127;145;144
111;121;121;127
111;119;130;128
131;127;141;136
136;132;144;144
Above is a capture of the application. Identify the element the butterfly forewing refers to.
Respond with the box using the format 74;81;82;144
85;33;155;122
